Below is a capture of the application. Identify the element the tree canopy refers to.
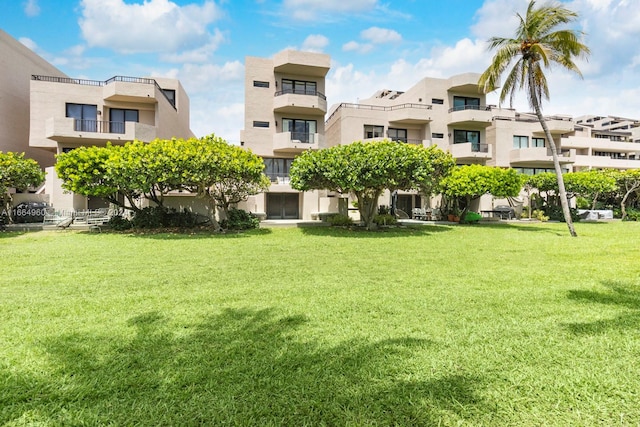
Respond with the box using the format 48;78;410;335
442;165;524;222
479;0;590;237
0;151;45;223
55;135;268;229
290;140;455;229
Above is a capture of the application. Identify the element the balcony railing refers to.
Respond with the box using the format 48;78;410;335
275;88;326;100
448;105;491;113
32;74;176;110
326;102;433;123
290;132;315;143
73;119;126;134
391;138;423;145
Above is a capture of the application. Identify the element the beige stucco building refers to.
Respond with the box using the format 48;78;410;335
240;50;336;219
0;29;66;167
1;30;194;212
29;74;193;211
242;51;640;219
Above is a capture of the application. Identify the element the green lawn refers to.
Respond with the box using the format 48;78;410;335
1;222;639;426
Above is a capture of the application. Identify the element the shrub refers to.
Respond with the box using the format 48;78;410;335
464;211;482;223
327;214;353;227
576;196;590;209
131;206;199;229
373;213;397;226
377;205;391;215
624;208;640;221
544;205;580;222
220;208;259;230
107;215;132;231
532;209;549;222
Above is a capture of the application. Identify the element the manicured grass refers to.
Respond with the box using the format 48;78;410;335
1;221;640;425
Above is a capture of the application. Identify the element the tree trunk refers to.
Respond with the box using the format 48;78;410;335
356;191;379;230
529;72;577;237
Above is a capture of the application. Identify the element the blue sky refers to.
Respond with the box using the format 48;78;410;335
2;0;640;141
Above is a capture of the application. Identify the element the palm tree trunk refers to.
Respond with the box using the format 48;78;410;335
529;100;577;236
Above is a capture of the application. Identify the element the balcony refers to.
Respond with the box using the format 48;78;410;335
562;136;640;151
45;117;157;143
509;147;575;166
450;142;491;161
273;50;330;77
448;105;493;126
273;132;324;153
574;154;640;170
273;89;327;114
387;104;433;124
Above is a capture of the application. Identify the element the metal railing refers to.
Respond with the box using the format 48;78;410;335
275;88;326;100
326;102;432;122
32;75;176;110
472;143;489;153
290;132;315;143
448;105;491;113
73;119;126;134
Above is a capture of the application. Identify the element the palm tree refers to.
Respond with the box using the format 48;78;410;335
479;0;590;237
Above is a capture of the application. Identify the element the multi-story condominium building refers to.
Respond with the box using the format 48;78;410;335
29;74;193;211
242;51;640;219
240;50;332;220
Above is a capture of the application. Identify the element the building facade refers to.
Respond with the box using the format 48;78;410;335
243;51;640;219
240;50;334;220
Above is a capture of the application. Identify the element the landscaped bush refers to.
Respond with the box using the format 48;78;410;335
131;206;199;229
623;208;640;221
327;214;353;227
544;205;580;222
220;208;259;230
107;215;132;231
373;213;397;226
532;209;549;222
463;211;482;223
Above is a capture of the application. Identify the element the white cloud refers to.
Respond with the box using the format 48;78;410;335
360;27;402;44
301;34;329;52
18;37;38;51
342;41;373;54
23;0;40;17
281;0;377;21
78;0;223;55
160;29;225;63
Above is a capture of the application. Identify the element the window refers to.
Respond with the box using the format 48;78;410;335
453;96;480;111
264;158;294;182
281;79;317;95
532;137;545;147
432;98;444;105
454;130;480;145
388;128;407;143
253;80;269;88
162;89;176;107
282;118;316;143
514;167;568;175
432;132;444;139
513;135;529;149
364;125;384;139
253;121;270;128
66;103;97;132
109;108;139;134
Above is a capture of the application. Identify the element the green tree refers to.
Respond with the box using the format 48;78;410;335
442;165;524;223
564;170;617;210
290;140;455;230
613;169;640;220
479;0;590;237
0;152;45;224
55;145;142;212
178;135;269;230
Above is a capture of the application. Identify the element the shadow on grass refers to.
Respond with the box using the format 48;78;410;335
1;308;492;425
115;227;273;240
566;280;640;334
300;224;453;238
475;222;566;235
0;231;27;239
